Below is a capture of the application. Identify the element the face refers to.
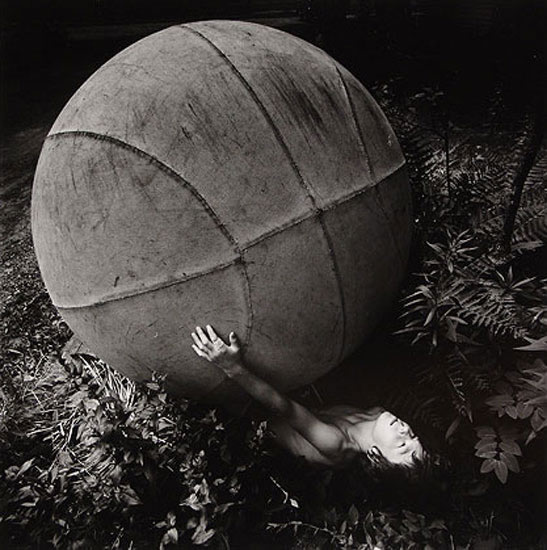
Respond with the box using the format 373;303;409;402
370;411;424;466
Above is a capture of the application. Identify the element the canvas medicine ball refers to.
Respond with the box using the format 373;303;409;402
32;20;412;403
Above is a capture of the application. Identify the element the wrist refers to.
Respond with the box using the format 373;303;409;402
217;359;244;378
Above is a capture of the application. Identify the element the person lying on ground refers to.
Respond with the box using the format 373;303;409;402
191;325;429;477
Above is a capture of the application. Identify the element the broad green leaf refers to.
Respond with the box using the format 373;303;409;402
499;440;522;456
348;504;359;525
476;426;496;439
16;459;35;479
531;410;547;432
494;460;508;483
476;449;497;459
485;394;514;408
475;439;498;451
480;458;496;473
505;405;518;419
500;452;520;473
516;402;533;419
445;417;461;440
515;336;547;352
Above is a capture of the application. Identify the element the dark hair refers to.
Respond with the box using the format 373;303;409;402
357;445;447;510
359;445;437;485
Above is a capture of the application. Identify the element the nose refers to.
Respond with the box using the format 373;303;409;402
398;421;409;435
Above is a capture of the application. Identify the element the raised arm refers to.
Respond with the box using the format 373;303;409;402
191;325;348;458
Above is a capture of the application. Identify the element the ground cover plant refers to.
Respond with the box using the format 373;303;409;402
1;13;546;550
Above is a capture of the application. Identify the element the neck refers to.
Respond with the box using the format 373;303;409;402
345;418;376;453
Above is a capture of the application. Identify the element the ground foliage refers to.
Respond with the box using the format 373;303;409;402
2;17;547;550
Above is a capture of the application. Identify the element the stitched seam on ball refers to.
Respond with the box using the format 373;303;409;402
46;130;255;343
182;25;319;204
335;65;375;182
334;69;406;270
52;165;406;311
182;25;347;365
56;257;240;310
48;130;235;244
242;164;407;250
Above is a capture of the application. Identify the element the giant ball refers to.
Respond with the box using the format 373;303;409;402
32;20;412;402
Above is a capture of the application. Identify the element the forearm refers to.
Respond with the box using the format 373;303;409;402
222;361;295;418
222;362;344;456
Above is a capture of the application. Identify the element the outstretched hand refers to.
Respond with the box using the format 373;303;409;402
191;325;241;372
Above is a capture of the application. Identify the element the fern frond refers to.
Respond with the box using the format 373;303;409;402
457;284;527;339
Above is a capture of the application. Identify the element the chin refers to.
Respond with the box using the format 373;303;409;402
379;410;396;425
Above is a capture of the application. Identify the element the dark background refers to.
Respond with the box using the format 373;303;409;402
1;0;544;137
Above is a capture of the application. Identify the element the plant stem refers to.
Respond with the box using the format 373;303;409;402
502;67;545;251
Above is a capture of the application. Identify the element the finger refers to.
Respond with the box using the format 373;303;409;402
229;331;240;351
196;326;210;347
206;324;223;345
191;332;204;349
192;344;209;360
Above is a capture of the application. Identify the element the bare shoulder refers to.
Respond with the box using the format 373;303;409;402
318;405;384;425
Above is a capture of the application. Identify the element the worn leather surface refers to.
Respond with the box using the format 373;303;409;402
32;20;412;402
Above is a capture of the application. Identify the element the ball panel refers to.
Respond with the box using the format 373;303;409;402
59;263;250;399
192;21;377;207
32;135;237;307
321;168;411;358
49;26;190;137
49;25;315;248
338;65;405;183
243;216;344;390
374;166;413;267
